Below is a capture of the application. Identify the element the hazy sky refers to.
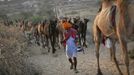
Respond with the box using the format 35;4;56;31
0;0;11;1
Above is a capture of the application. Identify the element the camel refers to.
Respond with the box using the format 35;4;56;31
36;20;50;52
36;19;58;54
68;17;89;47
77;18;89;47
92;0;129;75
56;18;67;49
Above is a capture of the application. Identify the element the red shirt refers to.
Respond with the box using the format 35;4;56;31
63;28;77;47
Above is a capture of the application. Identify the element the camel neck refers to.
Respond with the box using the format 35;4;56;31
102;1;112;9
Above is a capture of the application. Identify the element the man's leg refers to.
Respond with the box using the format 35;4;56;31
73;57;79;73
73;57;77;70
68;58;73;69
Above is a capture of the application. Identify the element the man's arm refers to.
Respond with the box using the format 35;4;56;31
61;31;70;43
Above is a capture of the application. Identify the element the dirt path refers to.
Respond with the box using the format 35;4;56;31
27;41;134;75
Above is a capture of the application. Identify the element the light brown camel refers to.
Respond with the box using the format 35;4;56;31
37;21;50;52
56;18;66;48
36;19;58;54
92;0;129;75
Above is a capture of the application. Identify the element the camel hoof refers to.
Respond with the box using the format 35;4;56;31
58;46;61;49
83;51;85;54
83;43;87;48
48;49;50;53
85;45;87;48
97;70;103;75
42;46;45;48
37;42;40;46
52;49;56;54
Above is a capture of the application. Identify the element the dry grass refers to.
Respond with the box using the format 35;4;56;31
0;24;41;75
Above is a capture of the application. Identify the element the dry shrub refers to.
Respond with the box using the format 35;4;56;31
0;24;41;75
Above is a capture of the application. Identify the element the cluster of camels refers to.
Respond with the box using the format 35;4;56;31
17;16;89;53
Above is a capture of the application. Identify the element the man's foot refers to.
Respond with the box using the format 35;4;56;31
70;64;73;70
74;69;79;73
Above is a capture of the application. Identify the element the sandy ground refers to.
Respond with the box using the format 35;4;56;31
27;41;134;75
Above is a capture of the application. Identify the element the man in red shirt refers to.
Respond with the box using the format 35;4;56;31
61;20;78;73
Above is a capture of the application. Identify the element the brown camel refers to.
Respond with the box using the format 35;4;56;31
56;18;66;49
36;20;50;52
92;0;129;75
36;19;58;54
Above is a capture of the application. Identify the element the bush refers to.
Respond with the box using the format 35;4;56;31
0;24;41;75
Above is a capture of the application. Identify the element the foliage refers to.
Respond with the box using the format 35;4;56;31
0;24;41;75
29;16;43;23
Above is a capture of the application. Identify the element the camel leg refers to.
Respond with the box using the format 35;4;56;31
93;26;102;75
46;35;50;52
50;35;56;54
34;31;40;46
83;32;87;48
110;42;123;75
58;35;61;49
41;34;46;48
118;38;129;75
38;32;43;46
36;33;41;46
53;33;56;53
78;32;82;46
56;33;60;49
59;33;63;49
82;32;85;47
83;24;88;48
95;38;102;75
116;25;130;75
109;48;113;61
